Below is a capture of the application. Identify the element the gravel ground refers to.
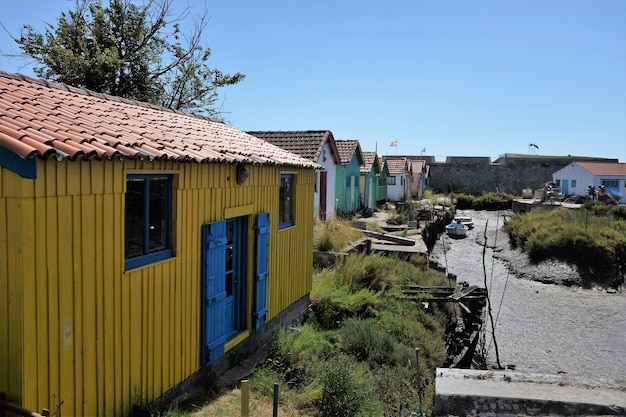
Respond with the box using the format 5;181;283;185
429;210;626;382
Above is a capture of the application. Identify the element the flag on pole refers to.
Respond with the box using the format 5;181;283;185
390;140;397;147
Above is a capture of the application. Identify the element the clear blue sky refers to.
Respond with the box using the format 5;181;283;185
1;0;625;162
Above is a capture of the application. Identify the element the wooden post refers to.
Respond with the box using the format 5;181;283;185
241;380;249;417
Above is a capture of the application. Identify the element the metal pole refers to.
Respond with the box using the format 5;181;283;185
273;382;279;417
240;380;249;417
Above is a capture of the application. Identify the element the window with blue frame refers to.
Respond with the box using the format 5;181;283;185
125;174;173;270
279;174;294;229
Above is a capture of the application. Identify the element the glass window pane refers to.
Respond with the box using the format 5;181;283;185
148;177;169;253
226;245;233;272
125;178;146;259
279;174;294;226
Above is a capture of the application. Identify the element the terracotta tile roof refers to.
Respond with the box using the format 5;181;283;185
360;151;379;174
246;130;340;164
576;161;626;176
411;160;425;173
0;71;317;168
335;140;362;165
380;156;408;174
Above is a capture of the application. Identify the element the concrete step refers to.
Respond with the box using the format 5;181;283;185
435;368;626;416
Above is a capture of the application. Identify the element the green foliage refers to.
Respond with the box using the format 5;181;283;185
505;207;626;274
339;318;401;365
250;250;452;416
454;192;515;210
318;359;382;417
311;270;380;329
12;0;244;116
314;219;363;252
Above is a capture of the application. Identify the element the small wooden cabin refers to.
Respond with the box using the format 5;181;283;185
359;151;381;211
0;72;317;416
247;130;341;220
335;140;364;213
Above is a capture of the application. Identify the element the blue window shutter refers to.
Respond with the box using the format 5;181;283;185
202;221;228;364
255;213;270;329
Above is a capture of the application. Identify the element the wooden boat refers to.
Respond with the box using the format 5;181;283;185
453;211;474;229
446;222;469;237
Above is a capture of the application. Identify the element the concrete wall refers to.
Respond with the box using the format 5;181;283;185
427;156;613;195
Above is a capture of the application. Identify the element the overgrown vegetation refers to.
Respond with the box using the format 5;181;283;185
504;204;626;285
245;217;454;417
453;192;516;210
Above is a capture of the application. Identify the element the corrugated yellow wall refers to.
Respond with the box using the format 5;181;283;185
0;158;315;416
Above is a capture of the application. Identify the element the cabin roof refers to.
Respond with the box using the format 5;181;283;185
335;139;363;165
360;151;380;173
246;130;340;164
381;156;408;174
0;71;317;168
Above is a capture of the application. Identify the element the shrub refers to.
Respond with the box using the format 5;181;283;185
340;318;400;365
314;219;363;252
318;359;382;417
505;207;626;273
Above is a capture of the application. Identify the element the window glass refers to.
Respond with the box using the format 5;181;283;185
125;175;173;269
387;176;396;185
148;177;169;252
279;174;294;229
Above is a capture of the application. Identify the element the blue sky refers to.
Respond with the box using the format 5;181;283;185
1;0;625;162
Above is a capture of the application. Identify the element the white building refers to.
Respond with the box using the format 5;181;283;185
552;161;626;204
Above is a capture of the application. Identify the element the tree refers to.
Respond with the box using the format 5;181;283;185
9;0;244;116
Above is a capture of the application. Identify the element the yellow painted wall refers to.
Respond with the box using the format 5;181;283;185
0;158;315;416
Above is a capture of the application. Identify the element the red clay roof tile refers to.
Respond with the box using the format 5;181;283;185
576;161;626;176
0;71;317;169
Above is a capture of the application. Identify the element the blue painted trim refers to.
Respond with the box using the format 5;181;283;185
0;146;37;179
124;248;173;270
124;174;173;270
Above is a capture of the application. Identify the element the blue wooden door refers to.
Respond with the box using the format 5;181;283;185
561;179;569;195
202;217;247;365
202;220;228;365
255;213;270;329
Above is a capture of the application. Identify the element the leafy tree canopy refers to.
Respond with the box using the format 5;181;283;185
9;0;244;116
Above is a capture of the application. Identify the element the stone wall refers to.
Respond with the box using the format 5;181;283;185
427;155;615;195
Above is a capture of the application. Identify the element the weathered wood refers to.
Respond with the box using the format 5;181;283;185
361;229;416;246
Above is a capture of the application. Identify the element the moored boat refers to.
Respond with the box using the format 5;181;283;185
453;211;474;229
446;222;469;237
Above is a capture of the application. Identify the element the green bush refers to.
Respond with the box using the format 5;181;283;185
318;359;382;417
340;318;400;365
454;192;515;210
505;207;626;273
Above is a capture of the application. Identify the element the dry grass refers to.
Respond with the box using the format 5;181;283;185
188;387;302;417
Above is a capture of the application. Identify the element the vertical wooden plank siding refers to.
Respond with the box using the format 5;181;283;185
0;170;10;403
0;179;24;406
2;159;315;417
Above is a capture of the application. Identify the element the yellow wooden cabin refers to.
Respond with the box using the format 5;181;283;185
0;72;318;416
